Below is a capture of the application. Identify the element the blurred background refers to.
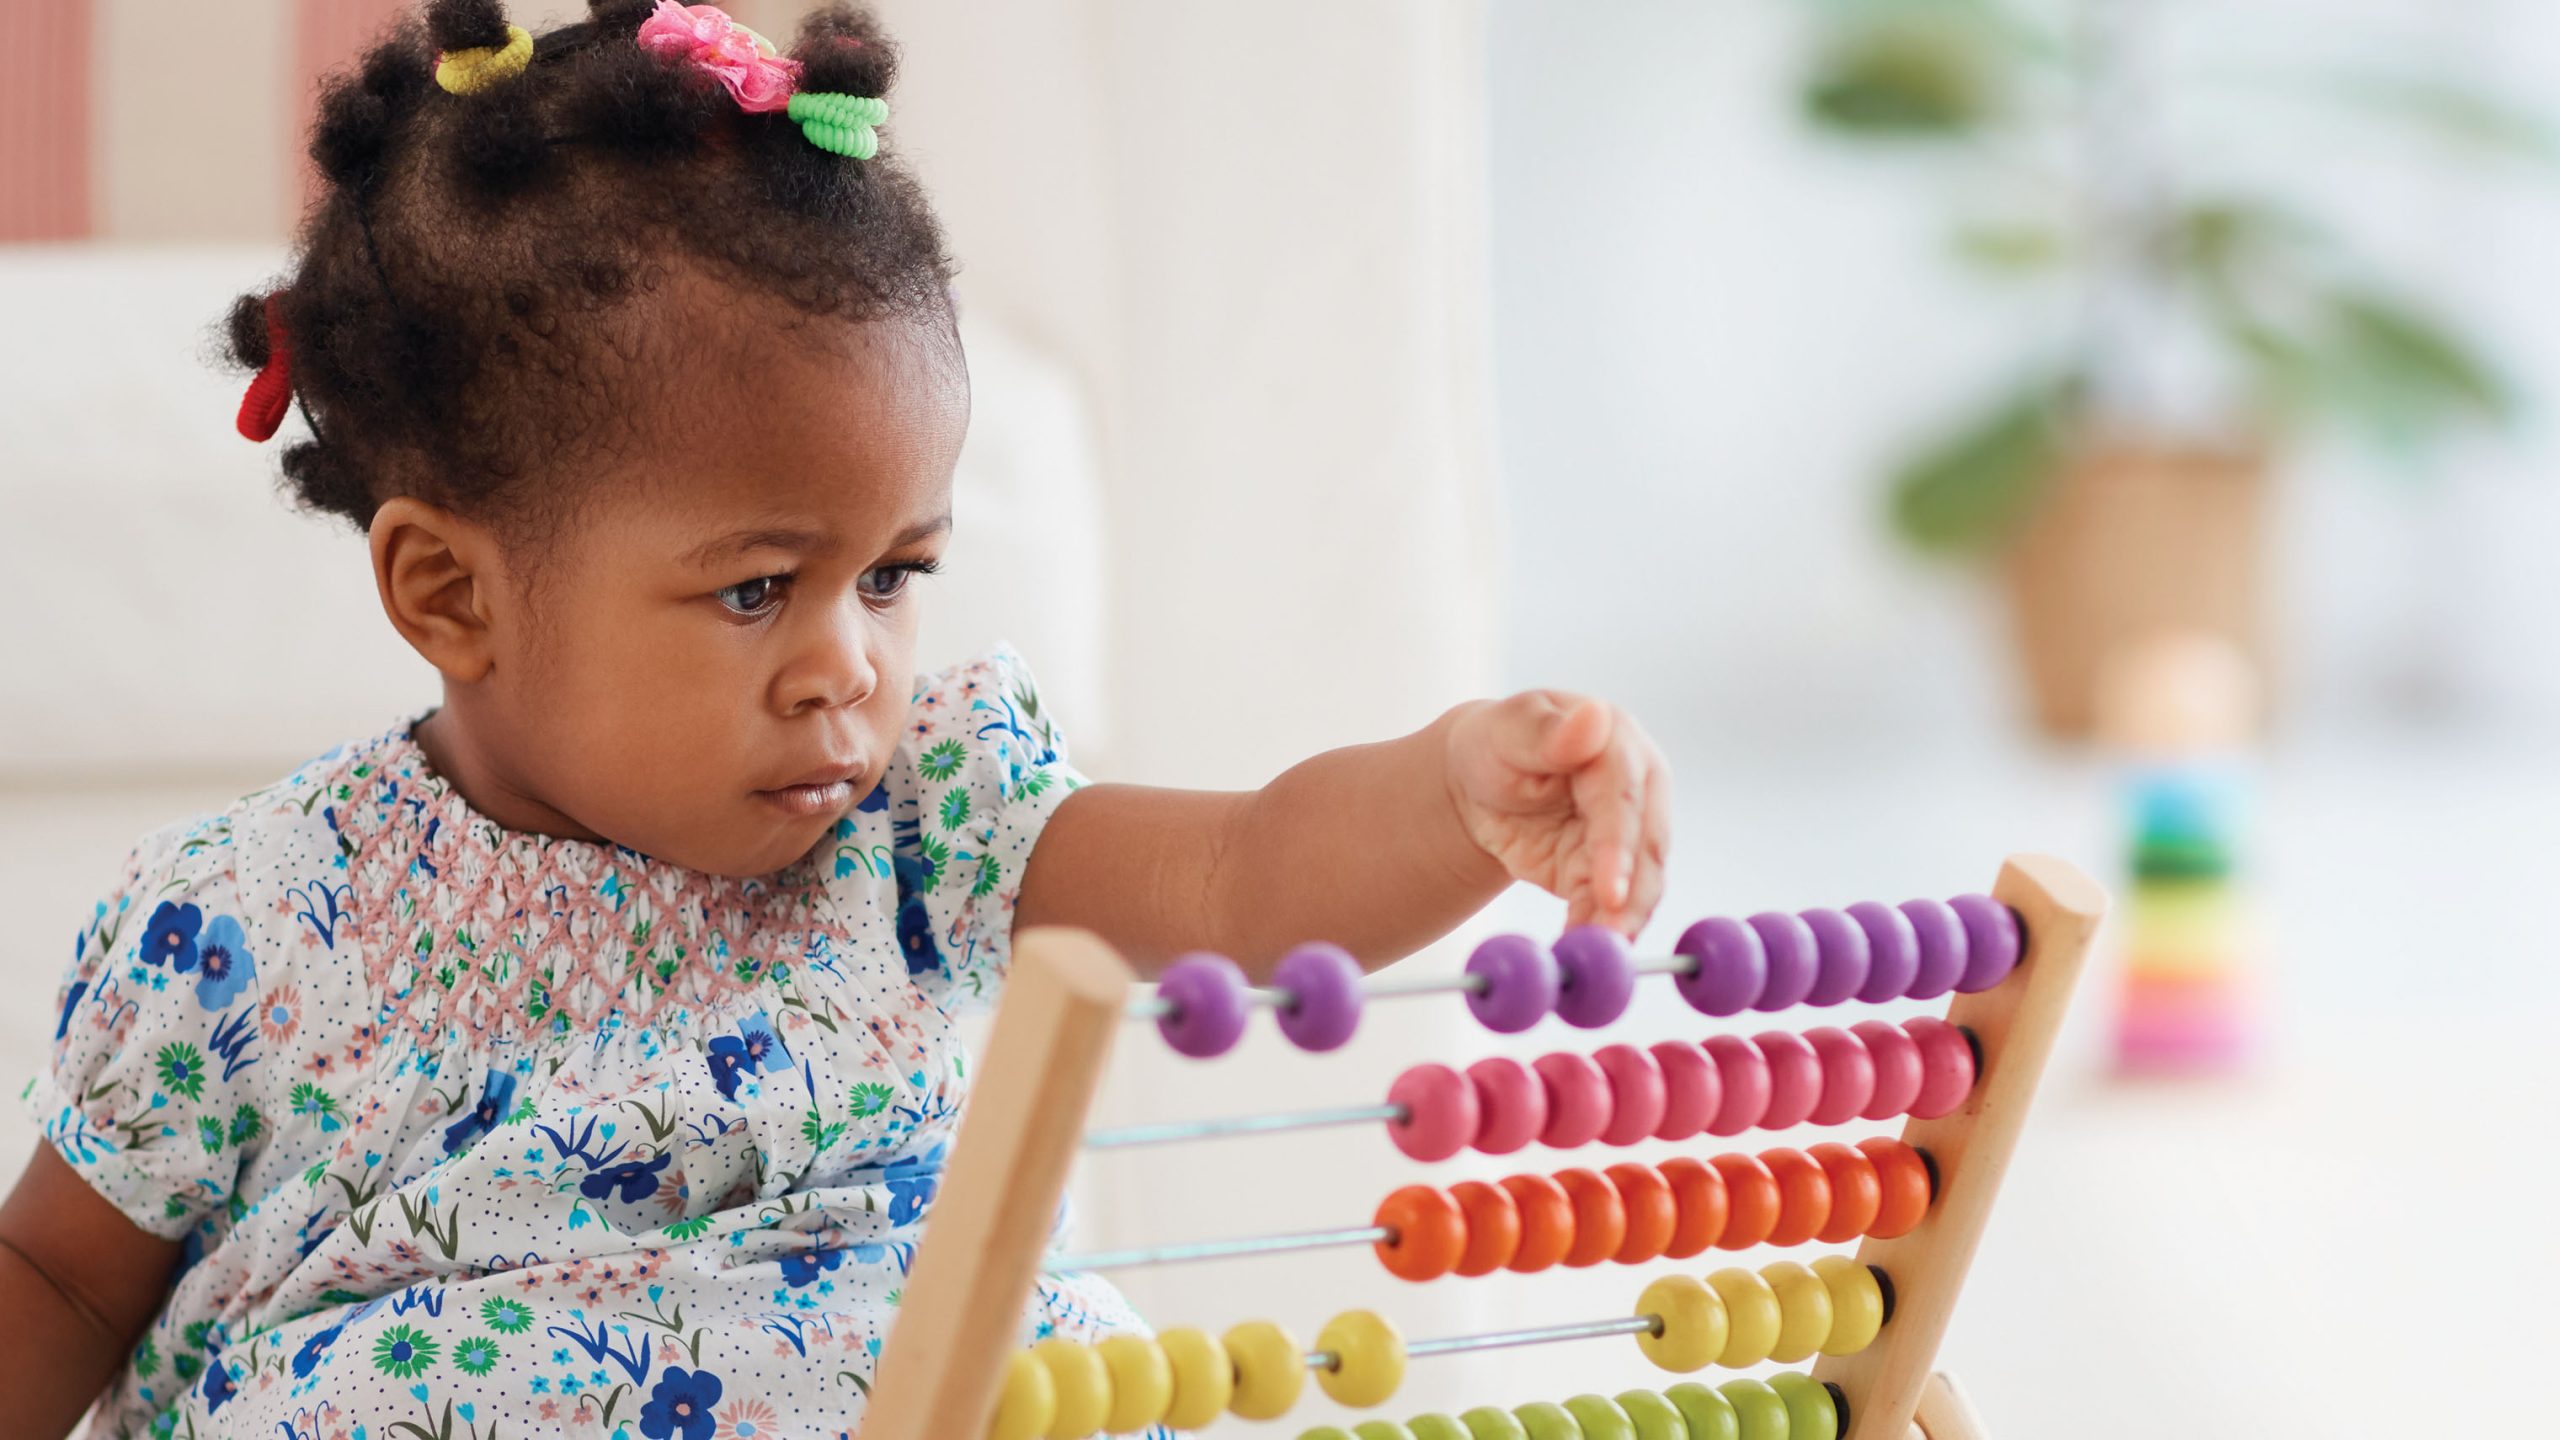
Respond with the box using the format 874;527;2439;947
3;2;2555;1436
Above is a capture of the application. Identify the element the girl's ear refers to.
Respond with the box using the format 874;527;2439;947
369;497;507;683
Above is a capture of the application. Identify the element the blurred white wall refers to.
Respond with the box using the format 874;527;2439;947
1487;0;2560;746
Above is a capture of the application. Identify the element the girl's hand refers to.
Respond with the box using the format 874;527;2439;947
1443;691;1672;935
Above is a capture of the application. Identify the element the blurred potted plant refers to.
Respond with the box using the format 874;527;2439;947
1799;0;2545;734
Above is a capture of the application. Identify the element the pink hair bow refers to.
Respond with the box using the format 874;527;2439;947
636;1;803;114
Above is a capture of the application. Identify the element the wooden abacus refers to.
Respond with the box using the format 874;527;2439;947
863;854;2105;1440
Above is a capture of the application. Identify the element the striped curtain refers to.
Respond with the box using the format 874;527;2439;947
0;0;95;240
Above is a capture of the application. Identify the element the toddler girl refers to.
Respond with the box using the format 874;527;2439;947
0;4;1668;1436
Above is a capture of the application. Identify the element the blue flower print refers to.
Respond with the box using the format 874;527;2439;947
706;1037;748;1102
292;1322;344;1378
142;901;203;973
201;1359;237;1412
893;867;941;976
778;1246;845;1288
442;1068;519;1155
193;916;255;1011
734;1012;792;1074
883;1146;944;1226
639;1366;724;1440
53;978;86;1042
580;1151;673;1204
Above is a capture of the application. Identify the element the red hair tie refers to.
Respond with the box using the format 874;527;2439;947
236;294;293;442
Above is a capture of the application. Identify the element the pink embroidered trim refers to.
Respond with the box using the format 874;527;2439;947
305;735;850;1044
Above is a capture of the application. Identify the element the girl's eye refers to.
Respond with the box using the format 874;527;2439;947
858;562;933;601
715;576;788;617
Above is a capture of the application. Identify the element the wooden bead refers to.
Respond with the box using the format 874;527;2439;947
1615;1389;1690;1440
1761;1146;1833;1248
1860;1137;1934;1239
1562;1394;1637;1440
1761;1260;1833;1364
1811;1254;1886;1356
987;1348;1056;1440
1315;1310;1406;1409
1459;1407;1529;1439
1223;1320;1305;1421
1451;1179;1523;1276
1658;1156;1728;1261
1770;1372;1844;1440
1374;1185;1466;1282
1031;1338;1110;1440
1555;1167;1628;1268
1664;1382;1742;1440
1157;1327;1231;1430
1500;1172;1575;1272
1635;1274;1728;1374
1514;1402;1580;1440
1354;1423;1422;1440
1715;1379;1787;1439
1407;1417;1473;1440
1706;1268;1782;1368
1096;1334;1172;1434
1708;1152;1780;1250
1807;1141;1882;1244
1605;1162;1678;1265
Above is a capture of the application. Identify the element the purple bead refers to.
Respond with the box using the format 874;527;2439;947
1898;898;1967;1001
1155;952;1251;1059
1673;916;1765;1018
1746;911;1818;1012
1949;894;2024;992
1798;907;1871;1007
1552;925;1636;1028
1848;901;1920;1004
1465;934;1559;1034
1273;942;1365;1051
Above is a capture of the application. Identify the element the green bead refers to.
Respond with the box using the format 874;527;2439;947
1768;1375;1840;1440
1615;1390;1689;1440
1514;1402;1581;1440
1410;1416;1474;1440
1298;1430;1357;1440
1354;1424;1419;1440
1461;1407;1530;1440
1563;1394;1637;1440
1666;1382;1743;1440
1718;1378;1790;1439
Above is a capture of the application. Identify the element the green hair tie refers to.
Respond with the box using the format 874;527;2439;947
788;92;888;159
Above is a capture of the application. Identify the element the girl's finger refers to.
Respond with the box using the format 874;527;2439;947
1612;754;1673;935
1568;722;1645;911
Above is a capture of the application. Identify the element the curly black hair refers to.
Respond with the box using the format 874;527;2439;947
223;0;953;532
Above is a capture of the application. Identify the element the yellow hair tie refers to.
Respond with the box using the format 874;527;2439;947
436;24;534;96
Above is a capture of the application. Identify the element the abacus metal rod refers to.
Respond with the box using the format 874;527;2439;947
1047;1223;1392;1274
1300;1314;1662;1373
1082;1102;1406;1151
1122;953;1699;1022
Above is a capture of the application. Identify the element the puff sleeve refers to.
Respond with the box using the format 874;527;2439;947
883;645;1087;1010
26;821;276;1239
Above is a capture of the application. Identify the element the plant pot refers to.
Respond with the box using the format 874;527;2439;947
2002;443;2269;738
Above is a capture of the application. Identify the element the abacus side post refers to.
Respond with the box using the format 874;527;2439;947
1813;854;2107;1440
860;927;1134;1440
1908;1371;1988;1440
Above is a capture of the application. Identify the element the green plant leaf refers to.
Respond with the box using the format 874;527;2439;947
1952;221;2071;271
1803;17;2004;137
1887;371;2081;555
2319;74;2560;166
2327;289;2512;423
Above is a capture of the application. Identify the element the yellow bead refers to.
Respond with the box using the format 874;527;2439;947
987;1349;1056;1440
1224;1319;1307;1421
1706;1268;1782;1368
1769;1373;1842;1440
1314;1309;1406;1409
1033;1337;1112;1440
1762;1261;1834;1364
1158;1327;1231;1429
1096;1334;1173;1433
1636;1274;1729;1374
1716;1378;1787;1440
1810;1255;1886;1357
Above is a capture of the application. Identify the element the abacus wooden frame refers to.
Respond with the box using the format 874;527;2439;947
859;853;2105;1440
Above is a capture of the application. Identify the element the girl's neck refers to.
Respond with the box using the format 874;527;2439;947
413;702;603;845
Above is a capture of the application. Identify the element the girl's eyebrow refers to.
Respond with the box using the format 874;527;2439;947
684;513;951;568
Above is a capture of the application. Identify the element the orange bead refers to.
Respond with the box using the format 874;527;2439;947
1860;1138;1933;1239
1555;1167;1628;1268
1373;1185;1467;1281
1760;1147;1833;1248
1659;1156;1728;1261
1808;1142;1881;1244
1605;1162;1678;1265
1709;1152;1780;1250
1502;1171;1576;1273
1451;1179;1523;1277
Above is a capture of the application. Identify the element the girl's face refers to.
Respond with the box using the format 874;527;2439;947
405;306;969;879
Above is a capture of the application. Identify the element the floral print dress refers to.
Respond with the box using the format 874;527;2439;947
29;647;1158;1440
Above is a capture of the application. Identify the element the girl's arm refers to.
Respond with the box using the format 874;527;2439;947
1020;691;1670;974
0;1145;182;1438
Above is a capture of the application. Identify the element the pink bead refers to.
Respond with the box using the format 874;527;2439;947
1753;1030;1823;1130
1386;1062;1481;1162
1852;1019;1924;1121
1593;1044;1668;1146
1906;1017;1979;1119
1466;1057;1548;1156
1649;1039;1721;1142
1533;1050;1612;1150
1802;1026;1877;1126
1701;1034;1772;1136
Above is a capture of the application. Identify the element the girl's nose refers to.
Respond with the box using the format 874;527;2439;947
773;602;880;715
